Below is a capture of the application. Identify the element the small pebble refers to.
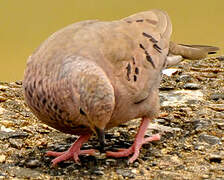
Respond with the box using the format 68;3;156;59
183;83;200;90
151;161;157;166
217;122;224;130
0;96;7;102
0;85;7;91
15;81;23;85
54;144;68;151
0;107;5;115
217;56;224;61
0;155;6;163
193;119;210;132
210;93;224;101
170;155;182;164
201;174;210;179
209;104;224;111
105;159;117;166
133;162;139;167
118;175;124;180
175;165;185;170
93;170;104;176
178;74;192;83
209;153;222;163
116;169;136;178
162;68;179;76
26;159;41;168
131;169;137;174
198;134;221;145
0;174;6;179
155;118;166;124
9;139;23;149
140;169;145;175
194;144;205;151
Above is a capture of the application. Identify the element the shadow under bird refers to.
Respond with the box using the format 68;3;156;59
23;9;219;165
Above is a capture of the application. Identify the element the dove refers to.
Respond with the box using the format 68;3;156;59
23;9;219;165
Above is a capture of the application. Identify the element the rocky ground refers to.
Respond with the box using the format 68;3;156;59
0;56;224;180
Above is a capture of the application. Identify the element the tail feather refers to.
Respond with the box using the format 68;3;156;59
169;41;219;60
179;44;219;54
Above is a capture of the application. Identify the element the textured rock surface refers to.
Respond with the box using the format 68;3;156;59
0;56;223;179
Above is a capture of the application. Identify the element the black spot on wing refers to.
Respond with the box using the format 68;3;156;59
139;43;145;50
145;19;157;25
135;67;139;74
136;19;144;22
142;32;158;43
153;44;162;53
133;75;137;82
146;55;155;68
126;63;131;81
134;96;148;104
132;57;136;65
139;44;155;68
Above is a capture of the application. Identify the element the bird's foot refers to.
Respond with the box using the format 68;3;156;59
106;134;160;163
46;134;97;166
106;117;161;163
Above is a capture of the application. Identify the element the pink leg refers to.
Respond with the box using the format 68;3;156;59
46;134;97;166
106;117;160;163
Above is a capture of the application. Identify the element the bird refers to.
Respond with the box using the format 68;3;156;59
23;9;219;166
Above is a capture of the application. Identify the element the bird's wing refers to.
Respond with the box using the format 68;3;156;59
100;9;172;104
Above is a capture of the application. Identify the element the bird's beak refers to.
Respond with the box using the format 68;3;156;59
95;127;105;150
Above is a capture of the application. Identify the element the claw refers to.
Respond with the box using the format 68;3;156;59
46;134;96;166
106;117;161;163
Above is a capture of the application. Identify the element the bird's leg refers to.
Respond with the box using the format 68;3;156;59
106;117;160;163
46;134;97;166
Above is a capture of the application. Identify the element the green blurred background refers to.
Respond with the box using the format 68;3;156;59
0;0;223;82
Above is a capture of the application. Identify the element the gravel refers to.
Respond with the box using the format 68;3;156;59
0;56;224;179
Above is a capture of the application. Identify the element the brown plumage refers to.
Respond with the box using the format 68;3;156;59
23;9;219;165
